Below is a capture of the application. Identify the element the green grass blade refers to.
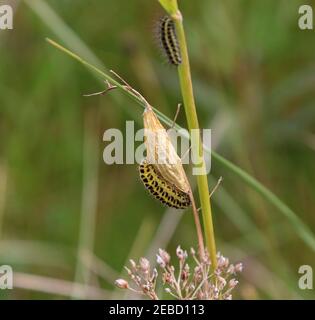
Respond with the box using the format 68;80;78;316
46;38;315;253
211;151;315;251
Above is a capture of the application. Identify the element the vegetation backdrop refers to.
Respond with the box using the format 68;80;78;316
0;0;314;299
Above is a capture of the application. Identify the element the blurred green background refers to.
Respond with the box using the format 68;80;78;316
0;0;315;299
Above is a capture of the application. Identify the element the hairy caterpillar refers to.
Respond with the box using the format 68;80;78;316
158;16;182;66
139;159;191;209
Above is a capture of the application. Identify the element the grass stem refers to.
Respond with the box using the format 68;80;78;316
161;1;217;268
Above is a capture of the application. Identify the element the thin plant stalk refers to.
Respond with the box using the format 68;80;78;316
189;192;206;261
159;0;217;268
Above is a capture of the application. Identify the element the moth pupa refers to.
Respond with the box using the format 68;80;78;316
140;105;191;209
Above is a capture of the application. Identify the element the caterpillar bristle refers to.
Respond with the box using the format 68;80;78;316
139;160;191;209
157;16;182;66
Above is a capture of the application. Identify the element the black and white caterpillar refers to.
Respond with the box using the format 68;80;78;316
158;16;182;66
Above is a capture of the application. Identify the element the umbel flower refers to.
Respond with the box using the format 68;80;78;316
115;247;242;300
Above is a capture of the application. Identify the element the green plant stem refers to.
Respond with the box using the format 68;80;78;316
171;9;217;268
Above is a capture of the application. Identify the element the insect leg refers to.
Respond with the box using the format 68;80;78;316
197;177;223;212
109;70;152;109
170;103;181;129
83;80;117;97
